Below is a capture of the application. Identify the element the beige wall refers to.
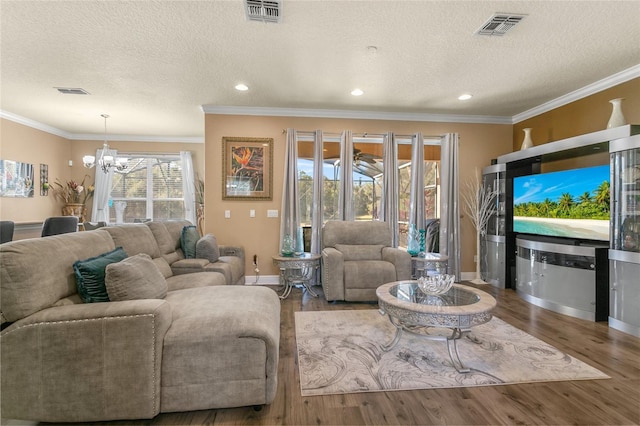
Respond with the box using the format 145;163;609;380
204;114;513;276
0;118;71;223
5;76;635;273
514;78;640;148
1;116;205;230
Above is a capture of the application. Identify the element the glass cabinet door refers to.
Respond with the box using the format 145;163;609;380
483;165;506;237
611;146;640;253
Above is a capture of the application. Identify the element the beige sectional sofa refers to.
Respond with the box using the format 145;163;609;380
0;222;280;423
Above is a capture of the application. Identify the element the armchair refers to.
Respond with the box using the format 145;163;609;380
321;220;411;302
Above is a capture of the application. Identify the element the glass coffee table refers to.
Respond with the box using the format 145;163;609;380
376;281;496;373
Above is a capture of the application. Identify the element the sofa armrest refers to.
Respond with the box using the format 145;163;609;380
219;245;245;264
382;247;412;280
321;247;344;301
1;300;172;422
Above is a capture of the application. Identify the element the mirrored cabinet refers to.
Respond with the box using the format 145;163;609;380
609;134;640;337
481;163;506;288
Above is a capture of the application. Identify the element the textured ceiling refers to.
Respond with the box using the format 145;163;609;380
1;0;639;138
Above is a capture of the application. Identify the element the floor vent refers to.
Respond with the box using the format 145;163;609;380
55;87;90;95
245;0;281;23
476;13;527;36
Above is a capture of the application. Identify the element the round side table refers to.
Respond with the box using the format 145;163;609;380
411;253;449;278
272;253;320;299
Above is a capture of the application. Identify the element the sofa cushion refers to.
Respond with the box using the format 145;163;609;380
0;231;116;322
196;234;219;262
102;225;161;259
73;247;128;303
335;244;384;261
209;256;244;285
105;253;168;301
166;271;227;291
181;226;199;259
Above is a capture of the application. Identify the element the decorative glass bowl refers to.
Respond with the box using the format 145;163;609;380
417;274;455;295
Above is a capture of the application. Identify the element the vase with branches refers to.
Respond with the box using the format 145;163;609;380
50;175;94;223
461;168;498;284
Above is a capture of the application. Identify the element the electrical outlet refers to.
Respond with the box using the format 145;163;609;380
250;209;255;218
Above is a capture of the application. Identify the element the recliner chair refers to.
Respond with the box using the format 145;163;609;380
321;220;411;302
41;216;78;237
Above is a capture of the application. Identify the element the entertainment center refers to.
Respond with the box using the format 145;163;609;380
481;124;640;337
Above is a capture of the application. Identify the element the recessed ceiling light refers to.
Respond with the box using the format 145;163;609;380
235;83;249;91
351;88;364;96
458;94;473;101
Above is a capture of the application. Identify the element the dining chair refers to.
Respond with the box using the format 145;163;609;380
0;220;15;243
82;221;107;230
41;216;79;237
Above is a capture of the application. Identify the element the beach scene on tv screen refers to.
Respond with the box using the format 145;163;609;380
513;164;610;241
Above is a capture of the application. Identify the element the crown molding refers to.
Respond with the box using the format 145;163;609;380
4;65;638;138
0;110;203;143
0;110;72;139
512;64;640;124
201;105;513;125
68;133;204;144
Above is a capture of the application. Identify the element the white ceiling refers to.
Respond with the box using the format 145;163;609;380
1;1;639;140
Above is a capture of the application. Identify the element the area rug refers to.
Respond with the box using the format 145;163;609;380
295;309;609;396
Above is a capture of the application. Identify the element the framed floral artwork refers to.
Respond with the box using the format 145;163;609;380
222;137;273;200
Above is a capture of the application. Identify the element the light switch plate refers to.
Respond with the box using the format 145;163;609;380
250;209;256;217
224;210;231;219
267;209;278;218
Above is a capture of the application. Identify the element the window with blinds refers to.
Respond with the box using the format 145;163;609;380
109;155;184;223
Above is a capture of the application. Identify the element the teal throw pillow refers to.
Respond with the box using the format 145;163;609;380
73;247;128;303
181;225;199;259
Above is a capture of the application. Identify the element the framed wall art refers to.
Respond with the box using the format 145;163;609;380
0;159;34;198
222;137;273;200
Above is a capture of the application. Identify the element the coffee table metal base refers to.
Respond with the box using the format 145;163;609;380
376;281;496;374
380;312;476;373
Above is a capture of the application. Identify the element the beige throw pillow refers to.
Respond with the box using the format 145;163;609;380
105;253;168;301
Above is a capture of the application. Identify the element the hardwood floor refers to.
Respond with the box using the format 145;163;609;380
26;284;640;425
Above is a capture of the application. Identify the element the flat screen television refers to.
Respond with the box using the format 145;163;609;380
513;164;610;241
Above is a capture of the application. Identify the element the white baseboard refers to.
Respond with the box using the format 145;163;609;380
460;272;476;281
244;273;477;285
244;275;280;285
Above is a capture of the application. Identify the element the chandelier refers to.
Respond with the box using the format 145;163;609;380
82;114;127;173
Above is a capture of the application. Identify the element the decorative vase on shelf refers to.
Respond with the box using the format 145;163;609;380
407;224;420;256
281;234;294;257
607;98;627;129
520;128;533;150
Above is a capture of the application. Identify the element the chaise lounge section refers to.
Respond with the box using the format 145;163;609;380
0;225;280;423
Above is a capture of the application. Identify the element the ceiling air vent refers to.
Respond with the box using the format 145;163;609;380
476;13;527;36
245;0;281;23
55;87;90;95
